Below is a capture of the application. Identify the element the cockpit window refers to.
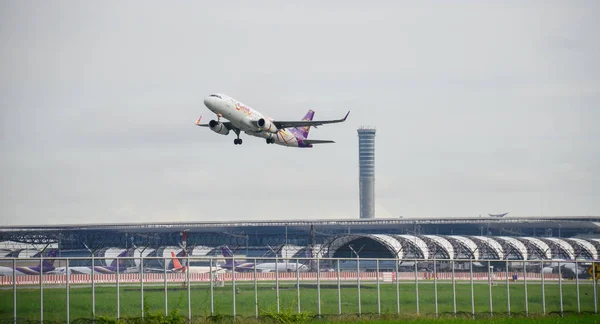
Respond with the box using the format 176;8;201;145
210;94;222;99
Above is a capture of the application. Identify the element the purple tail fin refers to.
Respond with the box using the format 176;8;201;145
110;250;129;268
221;246;234;267
293;110;314;139
221;246;245;268
42;249;58;270
306;247;313;259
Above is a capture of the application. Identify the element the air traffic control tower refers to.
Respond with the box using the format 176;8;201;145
358;127;376;219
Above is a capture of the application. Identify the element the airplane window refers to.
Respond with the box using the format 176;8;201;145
210;94;222;99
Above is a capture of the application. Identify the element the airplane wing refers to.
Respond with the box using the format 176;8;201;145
272;111;350;129
303;139;335;145
195;116;235;130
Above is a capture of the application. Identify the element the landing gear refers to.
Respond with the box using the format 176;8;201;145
233;129;242;145
265;138;275;144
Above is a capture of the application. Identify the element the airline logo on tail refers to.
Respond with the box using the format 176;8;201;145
171;252;186;272
294;110;315;139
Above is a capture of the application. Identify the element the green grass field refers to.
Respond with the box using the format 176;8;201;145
0;281;598;322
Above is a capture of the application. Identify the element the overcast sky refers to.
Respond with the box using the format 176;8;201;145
1;1;598;226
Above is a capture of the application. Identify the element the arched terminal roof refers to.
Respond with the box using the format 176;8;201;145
448;236;479;260
543;238;575;259
423;235;454;259
518;237;552;259
326;234;403;259
566;238;598;260
496;236;528;260
393;235;430;259
471;236;504;259
188;246;216;257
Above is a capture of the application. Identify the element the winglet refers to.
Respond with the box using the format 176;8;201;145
343;111;350;121
195;116;202;125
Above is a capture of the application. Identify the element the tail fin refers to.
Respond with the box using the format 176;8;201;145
171;251;185;271
43;249;58;269
293;110;314;139
221;246;234;258
110;250;129;268
221;246;244;268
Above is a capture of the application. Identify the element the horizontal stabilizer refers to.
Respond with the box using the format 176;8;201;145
303;139;335;145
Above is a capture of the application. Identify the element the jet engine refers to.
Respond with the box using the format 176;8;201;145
209;120;229;135
257;118;278;133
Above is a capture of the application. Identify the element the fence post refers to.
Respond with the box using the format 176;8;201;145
523;260;528;316
232;254;236;318
275;255;280;314
164;257;168;317
594;261;598;314
317;258;321;317
452;260;456;317
505;259;510;316
40;255;44;323
541;260;546;315
254;258;258;319
415;260;419;315
66;258;70;324
434;258;438;317
357;256;361;316
376;259;381;315
558;261;563;316
337;259;341;316
295;258;300;314
116;257;120;319
470;260;474;319
13;259;16;324
140;254;144;319
488;260;493;316
210;258;214;317
187;255;191;322
92;253;95;320
396;259;400;314
574;259;579;314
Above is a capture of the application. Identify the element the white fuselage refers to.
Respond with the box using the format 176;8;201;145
181;266;226;274
203;94;300;147
252;262;309;273
49;266;139;275
0;266;48;276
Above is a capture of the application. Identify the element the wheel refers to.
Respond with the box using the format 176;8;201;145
238;138;243;145
234;139;239;145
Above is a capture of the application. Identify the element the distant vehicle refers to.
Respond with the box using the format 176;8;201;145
489;213;509;218
0;250;58;276
196;93;349;147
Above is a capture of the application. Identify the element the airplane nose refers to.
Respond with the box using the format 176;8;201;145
203;97;213;108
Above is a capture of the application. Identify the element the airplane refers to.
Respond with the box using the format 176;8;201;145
488;213;509;218
196;93;350;147
0;249;58;276
541;262;588;279
50;250;137;275
146;252;224;274
220;246;309;273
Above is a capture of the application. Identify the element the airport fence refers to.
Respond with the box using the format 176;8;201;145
0;256;599;323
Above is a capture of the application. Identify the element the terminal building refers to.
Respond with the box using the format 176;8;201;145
1;217;599;270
